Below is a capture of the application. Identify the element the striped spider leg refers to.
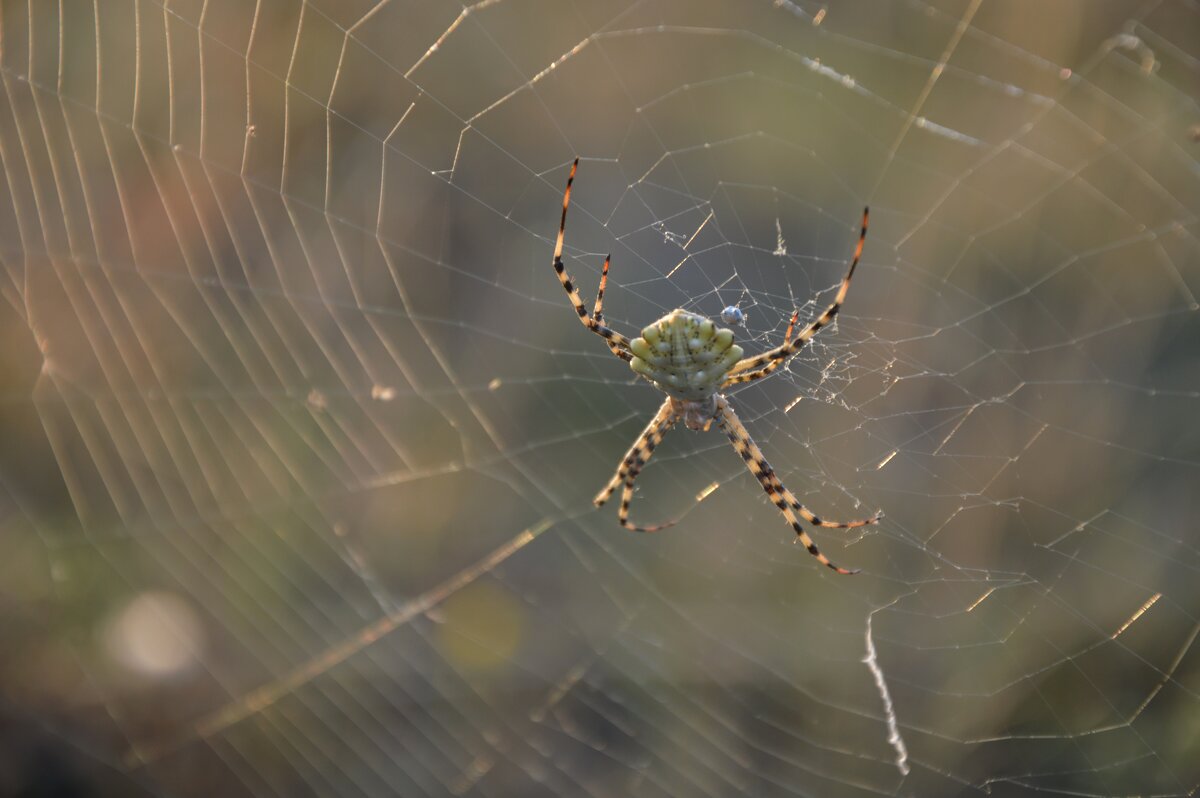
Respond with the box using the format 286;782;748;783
592;255;630;361
592;398;680;532
714;396;878;575
723;208;869;385
722;310;798;387
551;159;633;362
550;160;880;573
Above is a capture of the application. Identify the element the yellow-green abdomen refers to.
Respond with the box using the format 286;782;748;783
628;309;744;400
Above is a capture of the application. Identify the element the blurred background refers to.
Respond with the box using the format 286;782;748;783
1;0;1198;796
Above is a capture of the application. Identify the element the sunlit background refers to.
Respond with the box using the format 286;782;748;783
1;1;1198;796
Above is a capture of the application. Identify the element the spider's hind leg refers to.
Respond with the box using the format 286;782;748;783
616;479;679;533
594;399;681;531
715;396;878;574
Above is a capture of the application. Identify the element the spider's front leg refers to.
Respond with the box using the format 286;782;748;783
715;396;879;574
722;311;797;388
593;255;631;362
551;159;633;363
727;207;869;379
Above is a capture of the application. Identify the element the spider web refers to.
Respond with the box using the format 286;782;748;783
1;0;1198;795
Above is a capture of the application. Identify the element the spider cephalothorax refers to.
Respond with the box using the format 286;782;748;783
549;159;881;574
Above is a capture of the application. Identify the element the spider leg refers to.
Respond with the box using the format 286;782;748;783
594;255;609;319
722;310;797;388
728;207;868;377
594;398;674;506
594;398;681;531
715;396;879;574
552;159;633;360
593;255;632;362
616;470;680;533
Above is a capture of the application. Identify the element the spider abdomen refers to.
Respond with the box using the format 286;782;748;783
628;309;743;400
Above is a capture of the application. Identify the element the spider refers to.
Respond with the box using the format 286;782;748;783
550;159;881;574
